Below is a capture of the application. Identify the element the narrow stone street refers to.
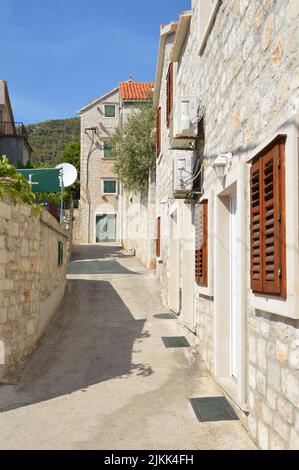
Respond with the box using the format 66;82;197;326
0;245;255;450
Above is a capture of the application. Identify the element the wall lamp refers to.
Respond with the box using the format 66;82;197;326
212;152;233;184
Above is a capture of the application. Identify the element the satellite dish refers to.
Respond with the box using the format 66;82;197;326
55;163;78;188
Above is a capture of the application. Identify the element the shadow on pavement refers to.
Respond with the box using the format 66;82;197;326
71;245;130;261
68;260;140;276
0;279;151;413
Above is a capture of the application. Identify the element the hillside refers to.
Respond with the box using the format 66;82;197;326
26;117;80;166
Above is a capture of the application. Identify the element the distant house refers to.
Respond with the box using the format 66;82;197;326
0;80;32;166
74;79;154;245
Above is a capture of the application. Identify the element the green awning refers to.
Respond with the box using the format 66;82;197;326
17;169;62;193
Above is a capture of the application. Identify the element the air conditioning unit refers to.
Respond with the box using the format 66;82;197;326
173;152;194;194
173;96;198;139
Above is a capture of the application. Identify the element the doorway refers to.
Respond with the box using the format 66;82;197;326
214;177;247;408
181;205;195;332
230;193;238;381
169;210;180;313
96;214;116;242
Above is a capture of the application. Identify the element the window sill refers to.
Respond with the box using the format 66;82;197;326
250;292;299;320
196;284;213;299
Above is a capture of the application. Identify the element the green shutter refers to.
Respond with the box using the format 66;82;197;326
104;143;113;158
103;180;116;194
105;105;116;118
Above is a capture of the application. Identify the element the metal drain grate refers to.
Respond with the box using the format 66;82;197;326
154;313;177;320
162;336;190;348
190;397;239;422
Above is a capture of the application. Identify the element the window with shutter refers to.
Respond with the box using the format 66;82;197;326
166;63;173;128
103;179;117;194
195;201;208;286
156;217;161;257
104;142;113;158
156;107;161;157
250;135;286;298
104;105;116;118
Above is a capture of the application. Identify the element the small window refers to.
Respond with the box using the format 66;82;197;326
193;118;205;192
103;179;117;194
104;142;113;158
104;105;116;118
166;64;174;128
58;241;64;266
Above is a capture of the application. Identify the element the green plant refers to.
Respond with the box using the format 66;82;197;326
109;104;156;193
0;156;42;212
58;140;81;205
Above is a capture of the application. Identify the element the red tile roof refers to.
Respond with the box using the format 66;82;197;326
119;81;154;101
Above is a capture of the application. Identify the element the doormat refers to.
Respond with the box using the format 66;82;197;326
162;336;190;348
154;313;177;320
190;397;239;422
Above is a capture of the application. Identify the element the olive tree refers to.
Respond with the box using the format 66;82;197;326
109;104;156;193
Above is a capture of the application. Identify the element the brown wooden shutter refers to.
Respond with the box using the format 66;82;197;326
156;107;161;157
195;201;208;286
250;135;286;298
250;158;263;292
166;63;173;128
156;217;161;257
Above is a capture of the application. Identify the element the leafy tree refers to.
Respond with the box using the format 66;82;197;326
0;156;42;211
109;104;156;193
58;140;80;203
58;140;80;170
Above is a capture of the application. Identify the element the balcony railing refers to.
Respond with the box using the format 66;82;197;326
0;122;28;138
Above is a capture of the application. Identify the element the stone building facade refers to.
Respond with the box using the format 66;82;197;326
74;86;120;245
0;199;69;379
121;171;157;270
0;80;32;166
74;80;154;250
154;0;299;449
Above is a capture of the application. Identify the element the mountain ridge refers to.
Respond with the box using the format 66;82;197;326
26;117;80;166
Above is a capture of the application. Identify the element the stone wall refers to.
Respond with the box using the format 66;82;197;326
248;313;299;449
122;172;157;270
0;199;69;379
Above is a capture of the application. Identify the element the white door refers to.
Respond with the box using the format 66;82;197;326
230;194;238;380
96;214;116;242
169;212;180;313
181;205;195;331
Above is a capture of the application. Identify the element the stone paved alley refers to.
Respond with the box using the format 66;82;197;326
0;245;255;450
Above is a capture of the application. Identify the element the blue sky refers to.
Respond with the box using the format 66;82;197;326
0;0;190;124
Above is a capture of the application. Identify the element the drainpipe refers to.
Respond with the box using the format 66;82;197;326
85;127;97;244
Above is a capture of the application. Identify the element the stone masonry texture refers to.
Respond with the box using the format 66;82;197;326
0;199;69;380
156;0;299;449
